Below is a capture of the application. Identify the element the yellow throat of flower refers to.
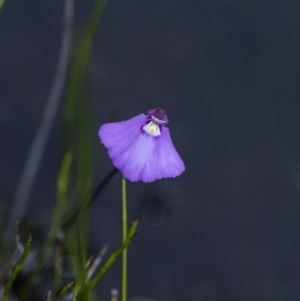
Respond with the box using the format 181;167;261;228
143;121;161;137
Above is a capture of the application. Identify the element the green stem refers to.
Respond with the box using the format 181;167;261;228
121;177;127;301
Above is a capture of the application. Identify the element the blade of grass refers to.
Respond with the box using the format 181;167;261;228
48;280;75;300
83;220;139;294
46;150;73;286
61;1;107;298
32;150;73;285
0;0;6;9
72;256;94;299
63;0;106;148
46;150;73;247
3;233;32;301
74;81;93;272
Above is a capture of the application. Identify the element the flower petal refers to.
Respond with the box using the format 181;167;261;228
113;127;184;182
98;114;146;159
114;133;157;182
144;126;185;181
98;111;185;183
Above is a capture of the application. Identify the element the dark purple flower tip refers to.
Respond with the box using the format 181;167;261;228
147;108;168;125
98;108;185;183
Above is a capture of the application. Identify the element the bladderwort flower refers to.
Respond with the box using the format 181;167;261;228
98;108;185;182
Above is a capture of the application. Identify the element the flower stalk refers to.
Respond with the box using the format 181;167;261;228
122;177;128;301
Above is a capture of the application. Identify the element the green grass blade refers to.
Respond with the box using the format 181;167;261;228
58;280;75;295
61;0;107;297
0;0;6;9
83;220;139;293
3;233;33;301
35;150;72;278
50;280;75;300
63;0;106;148
71;256;93;298
47;150;73;245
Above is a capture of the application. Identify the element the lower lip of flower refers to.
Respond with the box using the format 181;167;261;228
142;120;161;137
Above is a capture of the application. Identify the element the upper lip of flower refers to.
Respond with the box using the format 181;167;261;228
148;107;169;125
151;115;168;125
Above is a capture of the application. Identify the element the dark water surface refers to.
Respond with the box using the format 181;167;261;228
1;0;300;300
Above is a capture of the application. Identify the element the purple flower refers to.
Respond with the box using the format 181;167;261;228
98;108;185;182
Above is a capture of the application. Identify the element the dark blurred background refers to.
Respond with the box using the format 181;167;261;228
2;0;300;300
